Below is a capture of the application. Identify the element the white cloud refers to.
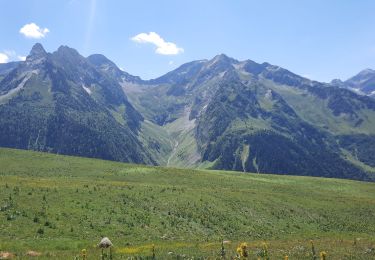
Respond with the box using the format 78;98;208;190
0;50;26;62
18;56;27;61
131;32;184;55
168;61;174;65
4;50;16;56
19;23;49;39
0;53;9;63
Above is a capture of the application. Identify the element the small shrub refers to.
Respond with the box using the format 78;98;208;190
37;227;44;235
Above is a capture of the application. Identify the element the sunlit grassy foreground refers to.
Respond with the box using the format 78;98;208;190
0;148;374;259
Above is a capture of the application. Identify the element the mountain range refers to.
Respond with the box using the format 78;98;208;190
0;43;374;181
331;68;375;97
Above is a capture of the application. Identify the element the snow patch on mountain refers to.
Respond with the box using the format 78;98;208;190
82;84;92;94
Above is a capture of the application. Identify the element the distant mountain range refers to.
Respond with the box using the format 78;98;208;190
331;68;375;97
1;44;374;181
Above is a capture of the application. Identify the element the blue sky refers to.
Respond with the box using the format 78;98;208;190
1;0;375;82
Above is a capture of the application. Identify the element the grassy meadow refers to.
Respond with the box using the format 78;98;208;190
0;148;374;259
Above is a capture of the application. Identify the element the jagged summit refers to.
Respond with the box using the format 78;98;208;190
56;45;80;55
26;43;47;62
29;43;46;56
357;68;375;75
346;68;375;82
211;53;237;62
205;53;238;68
330;78;345;86
87;54;142;83
53;45;84;65
87;54;120;73
87;54;113;66
344;67;375;95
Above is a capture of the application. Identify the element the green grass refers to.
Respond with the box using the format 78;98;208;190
0;148;374;259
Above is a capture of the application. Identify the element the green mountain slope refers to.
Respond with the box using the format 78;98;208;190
0;148;374;258
0;44;154;164
1;45;375;181
122;55;375;181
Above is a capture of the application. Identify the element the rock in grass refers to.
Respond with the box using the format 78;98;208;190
0;251;15;259
98;237;113;248
26;250;41;257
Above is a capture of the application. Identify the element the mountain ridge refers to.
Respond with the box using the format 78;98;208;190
1;43;375;181
0;43;154;164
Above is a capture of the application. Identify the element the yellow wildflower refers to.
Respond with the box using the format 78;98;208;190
81;249;87;260
237;242;249;257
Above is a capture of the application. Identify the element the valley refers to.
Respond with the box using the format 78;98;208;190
1;44;375;181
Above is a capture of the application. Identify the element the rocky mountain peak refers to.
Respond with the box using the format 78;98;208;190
87;54;142;83
87;54;113;66
26;43;47;62
358;68;375;76
56;45;79;55
29;43;46;56
207;53;237;67
87;54;119;73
